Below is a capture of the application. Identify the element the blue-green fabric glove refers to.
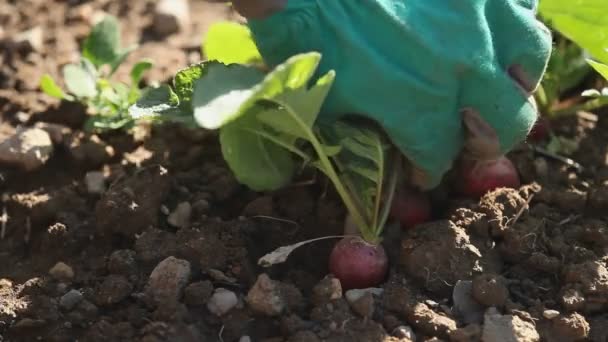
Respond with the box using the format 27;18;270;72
245;0;552;189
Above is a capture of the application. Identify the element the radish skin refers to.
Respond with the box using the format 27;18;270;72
458;156;520;198
328;236;388;290
389;188;431;229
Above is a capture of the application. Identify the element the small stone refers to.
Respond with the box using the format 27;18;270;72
207;288;238;316
146;256;191;303
247;274;286;316
239;336;252;342
33;122;72;145
60;289;84;311
85;171;106;194
348;292;374;318
184;281;213;306
312;275;342;305
246;273;303;316
0;127;53;171
49;262;74;281
543;309;560;320
153;0;190;36
482;308;540;342
392;325;416;341
13;26;43;52
167;202;191;228
449;324;481;342
344;287;383;303
453;280;485;325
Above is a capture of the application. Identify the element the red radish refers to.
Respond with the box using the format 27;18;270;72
458;156;520;198
390;187;431;229
527;117;551;142
328;236;388;290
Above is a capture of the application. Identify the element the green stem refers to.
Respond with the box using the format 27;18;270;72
551;96;608;117
277;101;376;244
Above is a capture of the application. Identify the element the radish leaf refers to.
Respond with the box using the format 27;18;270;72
203;22;263;65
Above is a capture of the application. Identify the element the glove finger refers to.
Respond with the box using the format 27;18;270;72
488;0;552;92
461;107;502;161
460;63;538;158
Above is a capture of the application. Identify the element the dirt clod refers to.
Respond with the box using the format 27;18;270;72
550;313;590;342
95;274;133;306
49;262;74;282
449;323;481;342
482;308;540;342
472;274;509;307
96;165;171;237
405;302;457;339
108;249;137;276
400;220;486;296
146;256;191;304
183;280;213;307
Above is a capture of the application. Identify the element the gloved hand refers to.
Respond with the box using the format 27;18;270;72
231;0;552;190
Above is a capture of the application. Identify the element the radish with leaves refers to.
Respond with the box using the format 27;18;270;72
129;52;401;289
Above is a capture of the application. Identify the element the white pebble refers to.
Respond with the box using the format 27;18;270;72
207;288;238;316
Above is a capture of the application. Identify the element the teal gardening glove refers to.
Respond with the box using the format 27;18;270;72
232;0;552;190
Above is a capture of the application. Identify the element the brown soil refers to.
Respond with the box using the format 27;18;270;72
1;1;608;341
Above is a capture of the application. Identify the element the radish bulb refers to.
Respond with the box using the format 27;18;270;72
458;156;520;198
328;236;388;290
389;187;431;229
528;117;551;143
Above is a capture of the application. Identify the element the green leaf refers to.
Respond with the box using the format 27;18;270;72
192;52;323;130
172;63;210;107
62;63;97;98
539;0;608;64
220;107;295;191
203;21;263;65
588;59;608;80
130;60;153;85
39;74;71;100
129;85;180;119
257;71;335;140
82;15;123;67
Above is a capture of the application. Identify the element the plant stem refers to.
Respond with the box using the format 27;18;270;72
278;101;377;244
551;96;608;117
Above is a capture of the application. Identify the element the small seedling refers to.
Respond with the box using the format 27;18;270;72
40;15;153;132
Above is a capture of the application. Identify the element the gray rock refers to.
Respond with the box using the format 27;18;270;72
146;256;191;303
392;325;416;341
60;289;83;311
207;288;238;316
85;171;106;194
452;280;485;325
543;309;560;320
0;127;53;171
167;202;191;228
